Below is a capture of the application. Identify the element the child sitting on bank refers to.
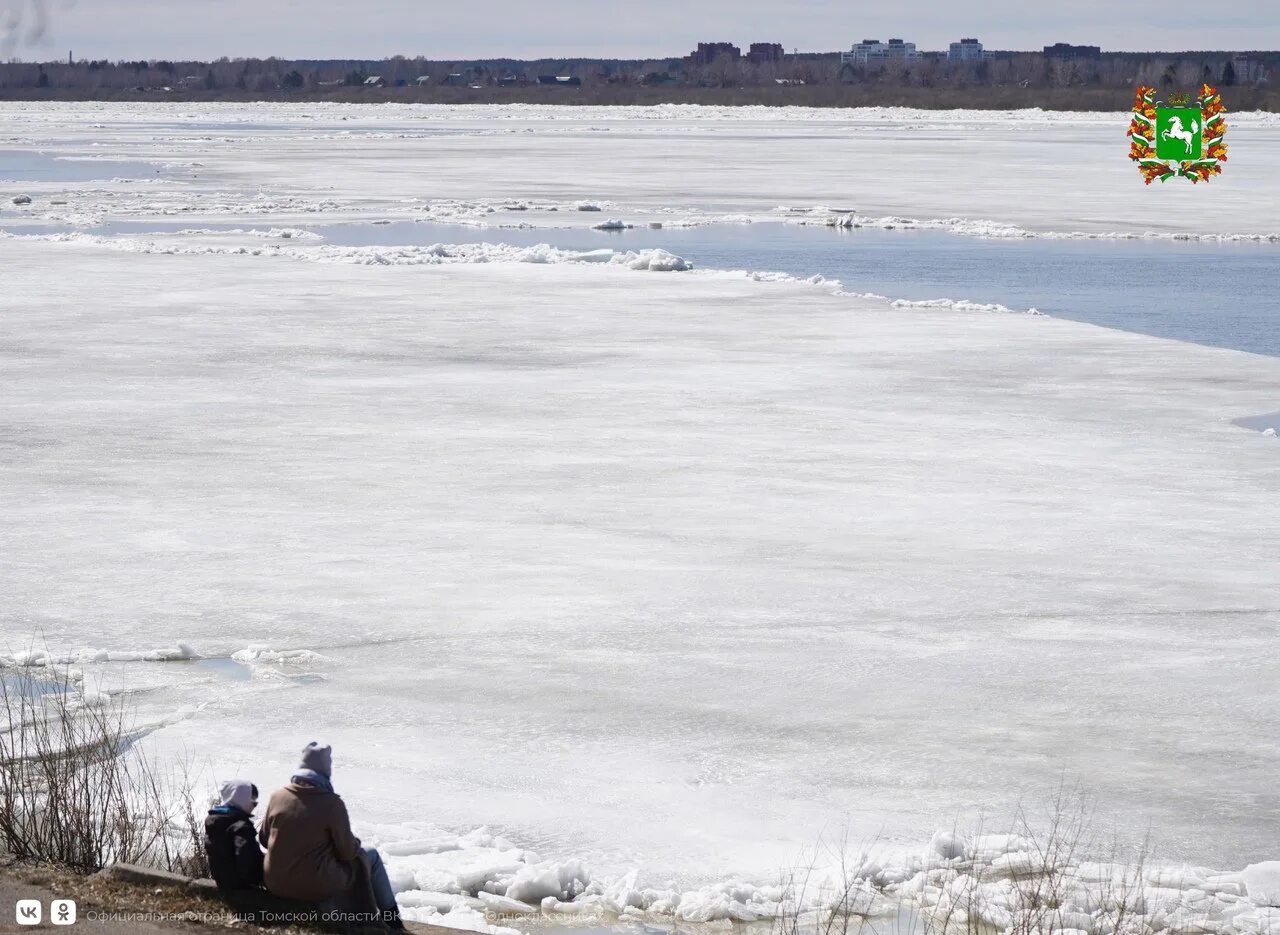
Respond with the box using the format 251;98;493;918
203;779;265;892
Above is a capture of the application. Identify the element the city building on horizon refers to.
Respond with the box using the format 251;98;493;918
948;38;993;62
686;41;785;68
747;43;785;65
1044;43;1102;59
688;42;741;66
841;38;920;66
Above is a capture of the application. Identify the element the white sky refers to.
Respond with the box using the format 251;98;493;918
12;0;1280;60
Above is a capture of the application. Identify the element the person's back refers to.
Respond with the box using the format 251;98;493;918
258;741;362;902
203;780;264;892
258;741;404;930
258;777;361;900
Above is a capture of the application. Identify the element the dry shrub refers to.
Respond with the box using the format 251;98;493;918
774;788;1155;935
0;664;208;874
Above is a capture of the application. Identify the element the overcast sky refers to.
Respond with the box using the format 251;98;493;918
10;0;1279;61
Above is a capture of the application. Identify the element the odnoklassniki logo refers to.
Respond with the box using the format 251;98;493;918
1129;84;1228;184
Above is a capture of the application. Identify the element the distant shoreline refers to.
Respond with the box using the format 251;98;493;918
3;86;1277;111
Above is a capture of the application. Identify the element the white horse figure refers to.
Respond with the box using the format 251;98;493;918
1161;115;1200;154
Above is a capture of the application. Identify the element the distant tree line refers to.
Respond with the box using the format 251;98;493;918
1;51;1275;110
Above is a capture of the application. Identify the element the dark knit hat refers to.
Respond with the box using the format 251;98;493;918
299;741;333;778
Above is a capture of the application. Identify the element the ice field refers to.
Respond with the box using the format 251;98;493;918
3;103;1280;929
3;100;1280;235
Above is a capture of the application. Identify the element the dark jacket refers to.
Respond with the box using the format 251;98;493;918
204;806;265;891
258;782;361;902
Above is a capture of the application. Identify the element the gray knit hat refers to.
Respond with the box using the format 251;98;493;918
299;741;333;778
218;779;258;813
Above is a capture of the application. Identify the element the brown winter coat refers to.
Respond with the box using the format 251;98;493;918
257;782;361;902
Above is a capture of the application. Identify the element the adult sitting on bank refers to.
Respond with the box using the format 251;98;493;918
258;742;404;930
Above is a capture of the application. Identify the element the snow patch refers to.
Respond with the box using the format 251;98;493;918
808;209;1280;243
890;297;1043;315
0;229;691;274
0;644;197;667
229;646;324;666
358;818;1280;935
229;645;327;680
625;248;689;271
1245;864;1280;907
163;226;323;240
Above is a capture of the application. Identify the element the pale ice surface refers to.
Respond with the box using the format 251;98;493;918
3;104;1280;924
2;101;1280;237
4;238;1279;871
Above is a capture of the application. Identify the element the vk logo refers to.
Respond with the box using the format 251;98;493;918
14;899;41;925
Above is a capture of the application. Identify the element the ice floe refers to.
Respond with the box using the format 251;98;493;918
0;228;693;273
0;644;198;666
355;821;1280;935
806;210;1280;243
9;101;1278;244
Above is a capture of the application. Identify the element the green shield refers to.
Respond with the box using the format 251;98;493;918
1155;106;1203;161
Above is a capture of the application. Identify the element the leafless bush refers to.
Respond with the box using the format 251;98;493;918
774;829;890;935
0;664;207;874
922;790;1154;935
774;789;1156;935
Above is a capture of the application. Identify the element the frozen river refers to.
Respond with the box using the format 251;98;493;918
4;214;1277;356
2;103;1280;921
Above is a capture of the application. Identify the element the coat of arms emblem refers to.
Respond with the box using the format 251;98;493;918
1129;85;1228;184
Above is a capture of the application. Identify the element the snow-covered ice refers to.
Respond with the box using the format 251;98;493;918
2;102;1280;930
3;101;1279;238
1245;865;1280;908
4;235;1278;876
